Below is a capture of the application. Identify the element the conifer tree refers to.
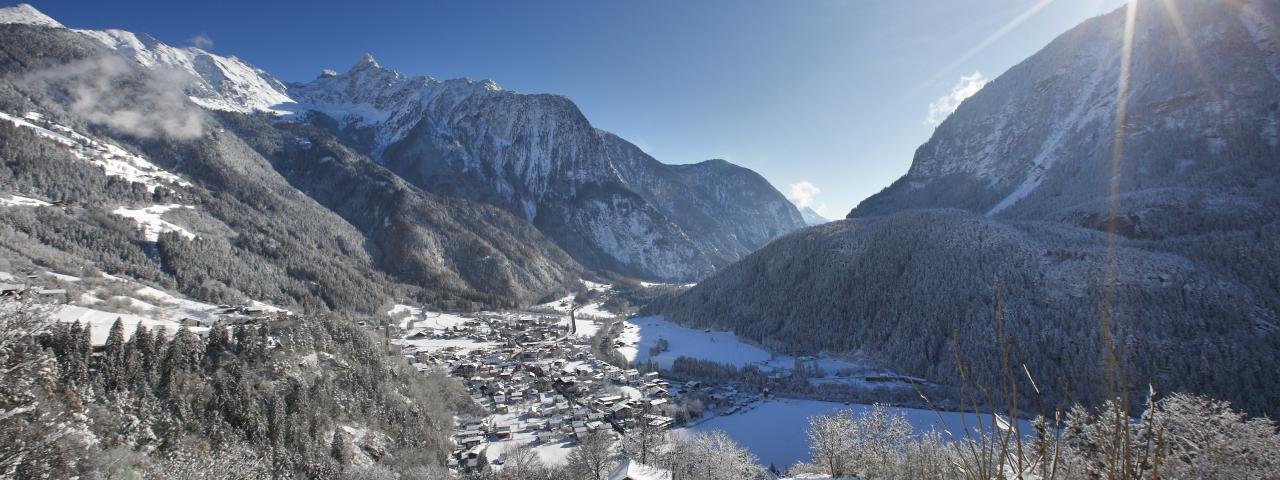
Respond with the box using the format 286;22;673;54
102;318;126;392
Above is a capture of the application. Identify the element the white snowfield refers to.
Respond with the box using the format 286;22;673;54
1;267;287;346
0;3;59;27
622;315;772;369
0;194;51;207
133;285;224;324
622;316;904;390
111;204;196;241
537;282;618;322
75;28;295;115
387;304;471;331
52;304;201;345
677;398;1032;470
0;111;190;192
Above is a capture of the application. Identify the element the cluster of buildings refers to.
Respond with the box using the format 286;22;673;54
388;310;684;474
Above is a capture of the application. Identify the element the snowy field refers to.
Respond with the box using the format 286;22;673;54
112;204;196;241
388;304;471;331
621;315;772;369
0;194;51;207
52;305;203;345
621;316;906;388
536;280;617;320
676;398;1031;470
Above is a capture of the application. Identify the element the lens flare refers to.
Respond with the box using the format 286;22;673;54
882;0;1057;116
1101;0;1140;404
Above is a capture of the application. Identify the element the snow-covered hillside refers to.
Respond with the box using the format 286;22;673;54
0;110;189;192
852;0;1280;222
0;3;806;282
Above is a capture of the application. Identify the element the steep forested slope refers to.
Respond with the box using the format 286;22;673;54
0;21;580;312
664;0;1280;417
665;209;1280;415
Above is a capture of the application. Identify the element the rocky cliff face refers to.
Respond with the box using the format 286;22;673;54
299;59;804;280
0;3;805;282
0;9;580;308
853;0;1280;228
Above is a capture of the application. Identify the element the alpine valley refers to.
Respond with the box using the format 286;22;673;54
3;1;1280;479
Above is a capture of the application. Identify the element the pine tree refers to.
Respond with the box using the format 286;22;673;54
102;318;126;392
204;320;230;371
330;429;351;465
131;324;154;389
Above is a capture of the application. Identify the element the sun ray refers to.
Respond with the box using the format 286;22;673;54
1158;0;1222;102
880;0;1056;116
1101;0;1140;411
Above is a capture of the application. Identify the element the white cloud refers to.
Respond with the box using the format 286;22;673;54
189;33;214;50
23;54;205;140
926;71;988;126
786;181;820;208
786;181;831;217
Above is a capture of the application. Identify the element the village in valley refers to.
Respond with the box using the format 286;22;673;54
0;265;927;477
378;281;929;477
380;283;766;476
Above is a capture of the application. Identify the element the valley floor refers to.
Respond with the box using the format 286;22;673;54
386;284;974;474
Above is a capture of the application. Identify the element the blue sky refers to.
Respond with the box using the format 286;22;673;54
32;0;1126;218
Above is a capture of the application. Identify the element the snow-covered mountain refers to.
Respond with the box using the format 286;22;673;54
291;54;805;281
0;3;293;115
852;0;1280;225
0;8;586;308
798;206;829;226
665;0;1280;418
0;3;804;282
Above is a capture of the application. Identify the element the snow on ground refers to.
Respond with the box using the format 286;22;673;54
388;305;471;331
0;194;51;207
112;204;195;241
575;302;615;319
676;398;1031;470
45;272;81;283
618;386;643;400
248;300;290;315
0;3;63;27
0;110;190;192
418;312;476;330
622;316;895;388
536;281;617;320
486;435;577;468
623;315;772;369
538;294;616;320
51;304;201;345
402;337;497;355
639;281;697;288
133;285;222;324
566;316;606;339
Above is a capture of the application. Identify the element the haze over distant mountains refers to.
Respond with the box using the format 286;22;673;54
663;0;1280;417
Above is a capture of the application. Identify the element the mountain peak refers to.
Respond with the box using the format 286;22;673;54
798;206;830;226
0;3;63;28
349;53;381;72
